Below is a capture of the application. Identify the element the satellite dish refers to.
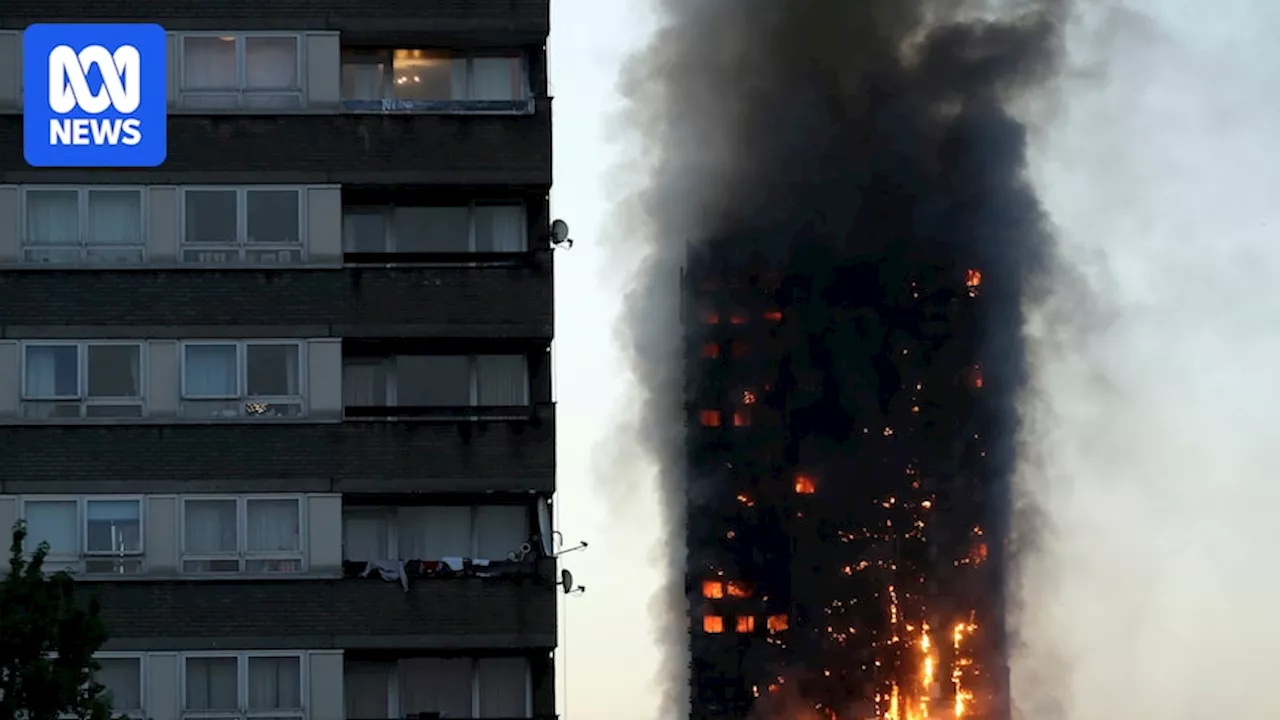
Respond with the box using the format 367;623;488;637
560;569;574;594
550;219;573;248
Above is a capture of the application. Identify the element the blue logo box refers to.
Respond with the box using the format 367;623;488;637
23;23;167;168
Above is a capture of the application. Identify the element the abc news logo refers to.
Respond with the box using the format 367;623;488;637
23;23;167;168
48;44;144;146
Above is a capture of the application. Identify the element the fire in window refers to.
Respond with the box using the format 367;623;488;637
733;410;751;427
702;310;720;324
736;616;756;633
700;410;722;427
767;614;789;633
701;342;720;359
702;580;725;599
726;581;752;598
704;615;725;634
729;311;748;325
763;309;782;322
794;474;816;494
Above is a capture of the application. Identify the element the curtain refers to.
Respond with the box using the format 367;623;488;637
26;190;79;246
396;356;470;406
184;190;239;244
471;57;522;101
341;61;385;100
183;37;236;89
474;206;527;252
393;207;468;252
184;345;238;396
247;656;301;710
343;211;387;252
398;507;471;560
86;344;140;398
399;658;472;717
24;345;78;398
86;190;142;246
476;355;528;406
96;658;142;713
476;658;527;718
184;500;238;554
343;362;387;407
343;511;390;562
475;506;531;562
246;499;299;553
24;501;78;556
85;500;142;554
246;344;300;397
244;37;298;90
185;657;238;711
344;662;392;718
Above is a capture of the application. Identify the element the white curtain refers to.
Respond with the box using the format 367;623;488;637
86;190;142;246
475;506;530;562
85;500;142;554
476;658;527;718
246;499;299;553
183;37;236;89
245;37;298;89
86;344;141;398
185;345;238;397
247;656;301;710
184;500;238;554
475;355;528;406
96;658;142;713
474;206;526;251
24;345;78;398
471;57;522;100
343;511;390;562
398;507;471;560
26;190;79;246
24;501;78;556
344;662;392;718
343;211;387;252
399;658;472;717
343;362;386;407
245;344;299;397
185;657;238;711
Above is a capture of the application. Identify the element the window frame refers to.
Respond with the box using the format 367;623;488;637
94;652;147;718
17;496;147;575
179;186;307;263
180;651;307;720
19;341;148;418
178;340;308;418
349;656;532;718
20;186;148;264
179;495;307;575
342;504;531;561
341;353;529;409
343;202;529;253
177;33;306;109
339;48;529;103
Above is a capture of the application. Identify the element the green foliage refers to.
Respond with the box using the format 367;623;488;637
0;522;121;720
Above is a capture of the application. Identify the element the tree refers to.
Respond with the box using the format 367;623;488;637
0;522;118;720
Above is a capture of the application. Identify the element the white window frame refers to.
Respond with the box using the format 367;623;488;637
341;353;529;408
179;495;307;574
339;48;529;102
180;651;307;720
177;33;306;109
179;186;307;263
343;202;528;253
20;186;147;264
94;652;147;718
17;496;147;575
179;340;308;418
19;341;148;419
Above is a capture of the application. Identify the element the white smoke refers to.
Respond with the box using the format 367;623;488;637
1014;2;1280;717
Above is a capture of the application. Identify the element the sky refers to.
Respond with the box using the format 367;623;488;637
547;1;1280;719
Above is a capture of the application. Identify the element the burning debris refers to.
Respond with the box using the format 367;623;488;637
611;0;1065;718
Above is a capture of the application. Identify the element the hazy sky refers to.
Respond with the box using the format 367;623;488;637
547;2;1280;719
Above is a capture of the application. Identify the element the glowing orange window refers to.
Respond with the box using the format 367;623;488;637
767;614;789;632
702;311;720;325
732;411;751;427
700;410;722;427
701;342;720;359
726;581;752;598
702;580;724;599
794;474;816;494
703;615;725;634
763;310;783;322
729;313;748;325
736;616;756;633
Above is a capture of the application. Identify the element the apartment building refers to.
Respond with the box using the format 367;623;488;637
0;2;556;719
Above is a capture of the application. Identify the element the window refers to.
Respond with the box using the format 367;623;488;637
346;657;529;719
182;497;304;574
22;187;144;264
95;655;144;717
342;354;528;410
340;49;527;103
181;341;305;418
180;34;302;109
19;497;144;575
343;204;527;253
342;505;530;562
181;188;304;263
183;654;303;720
21;342;144;419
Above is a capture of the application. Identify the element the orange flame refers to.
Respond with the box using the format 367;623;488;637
794;474;817;494
703;615;724;634
702;580;724;599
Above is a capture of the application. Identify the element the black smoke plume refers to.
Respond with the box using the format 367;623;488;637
608;1;1067;717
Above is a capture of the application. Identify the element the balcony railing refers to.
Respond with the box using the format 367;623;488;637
349;716;555;720
343;404;541;422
